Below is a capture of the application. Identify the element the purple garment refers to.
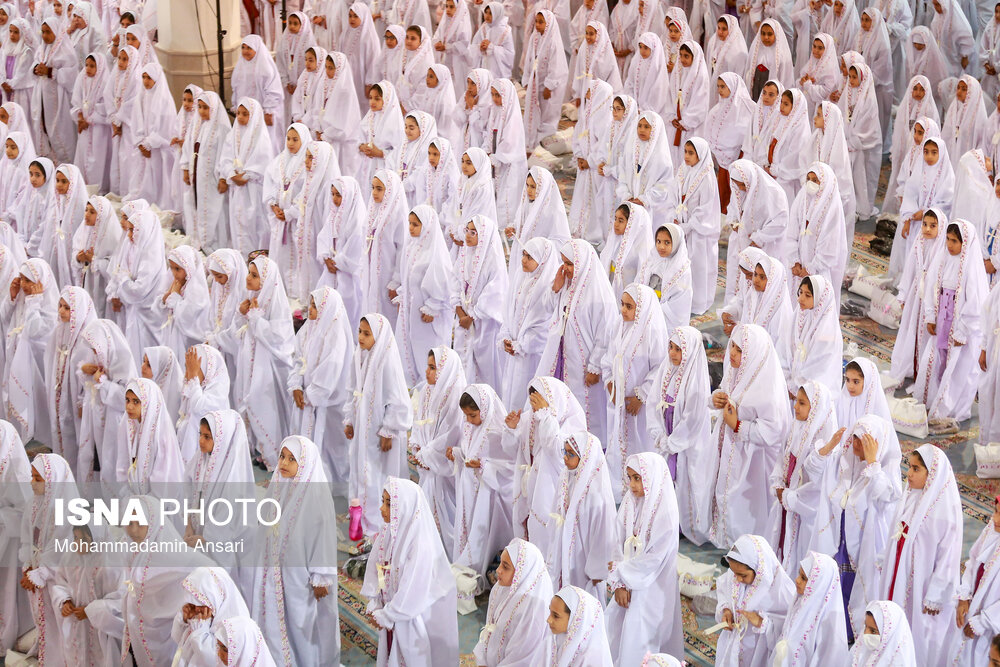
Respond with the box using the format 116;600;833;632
936;288;956;351
553;336;565;381
834;509;856;643
4;56;13;81
663;393;677;478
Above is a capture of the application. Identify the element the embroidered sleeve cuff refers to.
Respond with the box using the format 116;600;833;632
969;617;986;637
376;429;394;440
862;462;881;478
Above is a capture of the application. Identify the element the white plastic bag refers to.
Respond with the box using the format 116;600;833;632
452;563;481;614
887;396;929;439
848;265;892;299
867;288;902;329
677;554;717;598
975;442;1000;479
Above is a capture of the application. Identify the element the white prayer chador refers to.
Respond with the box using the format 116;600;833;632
624;32;669;118
432;1;473;89
468;3;516;79
952;149;994;246
171;567;250;667
454;214;508;387
412;136;460;222
363;168;407;321
261;122;309;282
233;256;294;470
786;275;844;394
3;258;57;444
11;156;54;255
511;165;571;269
394;205;457;386
44;286;95;475
314;52;363;175
181;90;231;251
837;62;882;219
550;587;613;666
1;21;35;116
125;63;177;207
498;237;559;406
931;0;977;77
609;0;639;74
811;415;902;633
715;534;796;667
158;245;211;362
606;453;683;663
602;284;668;500
314;176;365;325
252;436;340;666
600;94;638;202
276;12;317;96
474;538;554;665
672;137;719;314
0;131;33;221
75;318;136;483
546;431;615;598
346;313;413;535
410;64;462;152
175;344;230;464
615;111;678;222
942;74;989;168
452;383;515;575
765;88;811;206
215;617;277;667
906;27;948;96
394;112;438;210
218;97;275;256
116;378;186;494
725;159;789;295
339;3;381;111
230;35;285;153
838;357;895;435
891;138;955;280
645;326;713;545
452;146;497;243
361;477;460;666
570;21;621;100
742;80;783;167
879;444;961;665
69;51;111;191
766;381;837;572
707;16;748;103
410;346;467;558
397;27;436;113
788;163;848;292
0;421;29;652
205;249;248;362
568;79;616;247
486;78;528;231
601;201;653;301
107;206;168;354
711;324;792;548
636;223;693;331
29;18;77;164
289;140;340;302
886;77;940;214
143;346;183;427
948;500;1000;664
744;19;794;91
705;72;755;171
848;600;917;666
855;8;894;146
71;195;122;315
537;239;617;442
359;81;405;192
664;40;710;162
771;552;849;667
810;102;857;243
797;33;840;111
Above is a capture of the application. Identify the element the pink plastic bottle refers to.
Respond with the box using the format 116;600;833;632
348;498;363;541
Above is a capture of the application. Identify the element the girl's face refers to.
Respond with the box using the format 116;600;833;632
521;251;539;273
464;222;479;247
125;389;142;421
241;43;256;60
198;422;215;454
717;78;731;99
546;597;571;635
760;25;775;46
304;50;317;72
761;84;778;106
58;298;72;322
325;57;337;78
797;281;814;310
813;107;825;129
668;340;682;366
851;435;867;460
626;466;644;497
923;141;940;165
277;446;299;478
405;29;421;51
864;613;880;636
125;519;148;543
729;342;743;368
462;404;482;425
655;229;673;257
921;214;939;239
534;13;546;34
834;0;844;15
683;143;698;167
85;56;96;76
288;14;301;33
332;185;343;207
126;220;135;241
956;80;969;103
408;213;422;237
118;50;130;70
461;153;476;176
425;354;438;385
28;165;45;188
236;105;250;126
752;264;768;292
793;388;811;421
305;151;315;172
861;13;872;30
729;560;756;585
844;368;864;397
484;6;493;22
717;19;729;40
679;49;693;67
308;297;318;320
563;441;580;470
585;26;597;45
620;293;637;322
496;550;515;586
369;88;384;111
84;203;97;226
404;117;420;141
126;32;140;49
371;177;386;203
911;84;926;104
561;255;575;281
182;91;194;111
848;68;860;88
812;38;825;60
613;208;629;236
358;319;375;350
946;230;963;255
197;100;210;120
637;118;652;141
380;490;391;523
211;270;227;285
30;467;44;496
142;73;155;90
425;68;439;88
41;23;55;43
491;87;503;106
639;43;651;59
385;31;398;49
907;453;929;489
445;0;457;16
779;94;793;116
245;263;261;291
4;139;16;160
913;123;925;145
526;174;537;201
348;9;361;27
285;129;301;154
428;144;440;167
141;355;153;379
612;98;626;120
667;23;680;41
795;567;809;595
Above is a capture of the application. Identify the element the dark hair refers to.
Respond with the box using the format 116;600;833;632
845;360;863;376
459;392;479;410
910;450;926;467
28;160;46;178
923;209;938;222
991;635;1000;653
120;11;136;23
679;44;693;57
555;596;571;614
781;89;794;104
947;223;963;242
85;55;96;65
370;83;384;98
200;417;211;431
528;386;538;395
406;24;421;36
616;203;630;218
718;16;728;25
360;316;370;328
799;276;813;294
656;225;671;241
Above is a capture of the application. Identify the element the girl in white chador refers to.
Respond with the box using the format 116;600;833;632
69;52;111;191
358;81;405;194
344;313;413;536
127;63;178;206
175;344;230;463
170;567;250;666
214;617;277;667
288;286;353;487
521;10;568;148
546;431;615;599
157;245;211;363
788;163;849;294
71;195;122;317
786;275;844;396
230;36;285;153
714;534;796;667
218;98;275;256
615;111;677;221
879;444;962;666
848;600;917;665
141;346;183;429
410;346;467;557
468;3;515;79
485;78;527;230
606;453;684;664
600;201;653;302
362;477;460;665
950;496;1000;664
767;381;837;572
771;552;850;667
646;325;714;546
547;586;614;666
507;166;571;278
474;538;554;665
363;169;407;322
181;90;231;251
724;159;789;294
0;421;29;653
711;324;792;548
811;102;857;244
671;137;719;315
316;176;366;325
838;62;883;219
261;123;309;282
568;79;616;248
232;255;294;471
29;18;77;164
117;378;186;494
37;162;87;289
252;436;340;666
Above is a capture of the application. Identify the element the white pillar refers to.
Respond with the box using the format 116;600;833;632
154;0;242;107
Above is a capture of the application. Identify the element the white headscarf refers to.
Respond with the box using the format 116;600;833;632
727;158;789;261
120;377;186;492
821;0;862;51
743;253;794;346
214;617;277;667
744;19;793;88
848;600;917;665
943;74;989;168
906;27;948;91
572;21;622;98
768;88;812;185
625;32;669;116
901;136;955;216
205;248;248;341
772;552;848;666
225;97;274;182
550;586;614;666
338;3;380;103
504;236;560;343
838;356;895;429
185;408;254;508
44;285;96;457
788;274;843;392
600;201;654;297
706;72;756;169
513;165;571;250
613;453;677;561
707;15;748;95
638;222;691;310
71;195;122;285
362;79;405;152
143;345;183;420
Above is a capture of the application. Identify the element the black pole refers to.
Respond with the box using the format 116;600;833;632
216;0;227;109
281;0;287;29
